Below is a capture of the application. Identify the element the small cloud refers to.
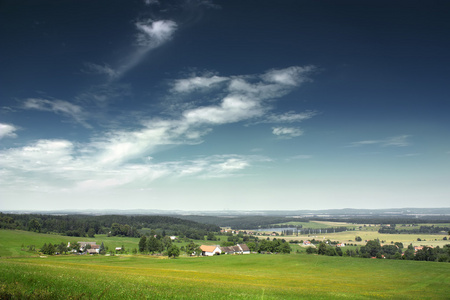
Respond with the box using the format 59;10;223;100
272;127;304;139
135;19;177;49
111;19;177;79
265;110;317;123
350;135;411;147
144;0;159;5
261;66;315;86
0;123;18;139
23;98;91;128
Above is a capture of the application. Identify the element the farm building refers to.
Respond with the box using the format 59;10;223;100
218;244;250;255
78;242;99;253
237;244;250;254
200;245;222;256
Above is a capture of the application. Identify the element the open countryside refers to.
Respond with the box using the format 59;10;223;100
1;212;449;299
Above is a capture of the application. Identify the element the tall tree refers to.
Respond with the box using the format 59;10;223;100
168;245;180;258
139;236;147;253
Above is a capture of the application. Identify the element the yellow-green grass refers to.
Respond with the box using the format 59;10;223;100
1;253;449;299
281;230;448;247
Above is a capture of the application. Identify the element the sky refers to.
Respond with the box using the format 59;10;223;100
1;0;449;211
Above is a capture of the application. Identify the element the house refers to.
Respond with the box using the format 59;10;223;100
303;241;311;246
232;245;242;254
87;249;98;255
78;242;98;252
200;245;222;256
169;236;177;241
237;244;250;254
336;243;345;247
115;247;123;252
220;246;235;254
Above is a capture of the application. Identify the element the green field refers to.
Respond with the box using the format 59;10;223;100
0;230;141;257
1;230;450;299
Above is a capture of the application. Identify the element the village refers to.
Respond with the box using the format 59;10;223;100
73;240;251;257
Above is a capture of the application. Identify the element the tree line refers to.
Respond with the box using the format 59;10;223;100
378;225;450;234
306;239;450;262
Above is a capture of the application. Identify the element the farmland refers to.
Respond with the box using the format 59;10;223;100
1;229;450;299
2;250;450;299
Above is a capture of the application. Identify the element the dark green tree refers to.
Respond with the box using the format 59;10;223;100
306;247;317;254
207;232;216;241
185;242;199;256
28;219;41;232
318;242;327;255
87;228;96;238
147;236;162;253
139;236;147;253
168;245;180;258
360;240;381;257
57;242;67;254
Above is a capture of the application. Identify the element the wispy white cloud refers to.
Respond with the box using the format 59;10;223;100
0;138;265;193
0;123;18;139
76;84;131;107
23;98;91;128
135;19;177;48
1;66;313;195
261;66;315;86
272;127;304;138
350;135;411;147
83;62;118;79
112;19;177;79
172;75;228;93
84;19;177;82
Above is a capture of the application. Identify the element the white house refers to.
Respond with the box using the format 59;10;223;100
200;245;222;256
237;244;250;254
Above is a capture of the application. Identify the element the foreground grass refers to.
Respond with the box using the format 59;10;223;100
1;254;449;299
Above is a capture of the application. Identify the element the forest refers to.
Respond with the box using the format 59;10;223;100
0;213;219;238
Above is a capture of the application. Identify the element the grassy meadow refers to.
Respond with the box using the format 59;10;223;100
1;229;450;299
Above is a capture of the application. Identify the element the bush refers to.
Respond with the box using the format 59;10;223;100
306;247;317;254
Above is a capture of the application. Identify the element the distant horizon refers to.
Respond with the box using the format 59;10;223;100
3;207;450;215
1;1;449;211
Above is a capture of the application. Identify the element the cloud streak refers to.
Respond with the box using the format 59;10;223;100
23;98;91;128
350;135;411;147
115;19;177;79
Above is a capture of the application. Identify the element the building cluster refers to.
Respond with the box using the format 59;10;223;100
199;244;250;256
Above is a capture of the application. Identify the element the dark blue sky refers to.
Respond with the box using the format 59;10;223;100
1;0;449;211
